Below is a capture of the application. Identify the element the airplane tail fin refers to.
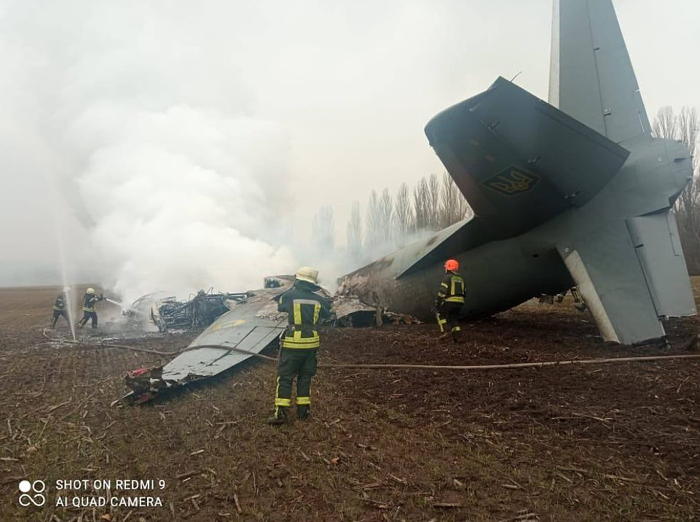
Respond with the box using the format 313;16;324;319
550;0;650;144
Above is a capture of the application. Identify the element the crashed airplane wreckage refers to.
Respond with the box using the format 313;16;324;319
339;0;696;346
118;0;696;404
120;277;412;404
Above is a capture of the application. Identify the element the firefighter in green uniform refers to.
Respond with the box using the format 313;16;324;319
267;267;332;425
51;288;70;328
77;288;104;329
435;259;466;342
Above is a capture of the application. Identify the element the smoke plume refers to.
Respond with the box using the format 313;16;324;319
0;2;297;302
73;105;296;303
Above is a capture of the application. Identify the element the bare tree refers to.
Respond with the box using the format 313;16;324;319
427;173;441;229
413;177;429;231
652;106;700;273
438;172;460;227
346;201;362;261
365;190;382;248
439;172;474;227
394;182;412;240
675;108;700;222
652;106;676;142
363;173;473;248
378;188;394;243
312;206;335;251
457;186;472;221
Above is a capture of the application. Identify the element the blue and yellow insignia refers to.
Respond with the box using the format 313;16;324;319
484;167;539;195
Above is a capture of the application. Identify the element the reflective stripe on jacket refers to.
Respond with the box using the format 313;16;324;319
277;280;332;349
437;271;465;304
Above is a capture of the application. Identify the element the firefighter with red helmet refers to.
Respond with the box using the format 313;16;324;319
435;259;465;342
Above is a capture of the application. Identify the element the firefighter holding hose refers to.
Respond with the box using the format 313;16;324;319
51;287;71;328
267;267;332;425
77;287;105;329
435;259;465;342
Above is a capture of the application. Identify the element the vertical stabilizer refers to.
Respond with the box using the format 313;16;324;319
549;0;650;144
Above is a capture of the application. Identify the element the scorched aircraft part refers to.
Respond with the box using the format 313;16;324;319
119;278;394;403
121;285;289;404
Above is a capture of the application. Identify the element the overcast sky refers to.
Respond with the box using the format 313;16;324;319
0;0;698;288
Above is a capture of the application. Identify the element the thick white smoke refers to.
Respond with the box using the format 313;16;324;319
0;2;298;302
74;106;296;303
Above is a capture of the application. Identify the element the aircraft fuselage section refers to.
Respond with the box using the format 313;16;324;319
338;234;572;322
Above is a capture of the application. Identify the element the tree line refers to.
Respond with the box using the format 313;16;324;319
653;106;700;274
312;172;471;265
348;172;471;261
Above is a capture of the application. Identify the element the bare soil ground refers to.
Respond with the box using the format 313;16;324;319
1;284;699;521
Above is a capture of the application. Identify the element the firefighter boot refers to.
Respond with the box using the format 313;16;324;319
266;407;289;425
297;405;311;421
451;327;462;343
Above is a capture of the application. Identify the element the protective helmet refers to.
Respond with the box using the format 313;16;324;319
86;288;96;294
444;259;459;271
63;286;70;292
295;266;319;284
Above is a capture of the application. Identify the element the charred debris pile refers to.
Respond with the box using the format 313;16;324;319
150;290;248;331
144;276;417;334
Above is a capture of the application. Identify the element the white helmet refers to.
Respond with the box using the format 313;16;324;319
295;266;319;284
63;286;70;292
86;288;96;294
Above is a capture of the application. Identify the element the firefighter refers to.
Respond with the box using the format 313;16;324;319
51;288;70;328
570;286;587;311
77;288;104;329
267;267;332;425
435;259;465;342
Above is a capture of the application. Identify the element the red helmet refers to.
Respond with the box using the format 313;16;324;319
444;259;459;271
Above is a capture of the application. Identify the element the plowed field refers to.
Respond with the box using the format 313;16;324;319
1;285;699;521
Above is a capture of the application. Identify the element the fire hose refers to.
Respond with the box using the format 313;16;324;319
180;343;700;370
44;329;700;370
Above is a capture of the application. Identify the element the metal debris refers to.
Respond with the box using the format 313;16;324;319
119;277;418;404
150;289;248;332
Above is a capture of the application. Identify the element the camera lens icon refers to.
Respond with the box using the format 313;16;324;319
19;480;46;507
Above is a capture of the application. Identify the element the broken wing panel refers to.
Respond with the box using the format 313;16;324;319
550;0;650;143
559;222;664;344
627;211;696;318
425;77;629;236
161;289;287;383
162;325;283;381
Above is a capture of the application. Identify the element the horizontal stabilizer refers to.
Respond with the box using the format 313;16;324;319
425;77;629;237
